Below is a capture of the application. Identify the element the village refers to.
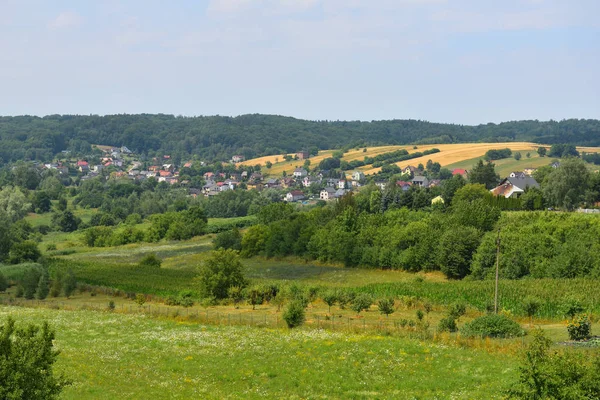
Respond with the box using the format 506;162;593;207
39;146;554;206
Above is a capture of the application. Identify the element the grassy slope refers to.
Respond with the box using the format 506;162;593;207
242;143;600;178
1;306;520;399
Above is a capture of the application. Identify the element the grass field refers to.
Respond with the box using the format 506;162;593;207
241;143;600;178
0;305;523;399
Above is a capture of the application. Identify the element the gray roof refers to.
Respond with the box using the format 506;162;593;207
505;176;539;190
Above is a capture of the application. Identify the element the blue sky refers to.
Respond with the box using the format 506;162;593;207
0;0;598;124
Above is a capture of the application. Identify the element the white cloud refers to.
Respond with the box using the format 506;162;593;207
48;11;83;30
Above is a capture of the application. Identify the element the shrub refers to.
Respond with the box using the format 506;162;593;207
135;294;146;306
9;241;41;264
282;300;306;328
322;290;338;313
0;272;8;292
138;253;162;269
567;315;592;341
522;296;541;326
107;300;115;311
212;228;242;251
196;249;247;299
562;299;585;319
377;298;395;317
350;294;373;315
46;243;57;251
438;316;458;333
227;286;244;308
462;314;525;338
245;286;264;310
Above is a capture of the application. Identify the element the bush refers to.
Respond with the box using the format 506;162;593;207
567;315;592;341
46;243;57;251
138;253;162;268
9;241;41;264
438;316;458;333
0;272;8;292
350;294;373;315
107;300;115;311
282;300;306;328
461;314;525;338
322;290;338;313
213;228;242;251
196;249;247;299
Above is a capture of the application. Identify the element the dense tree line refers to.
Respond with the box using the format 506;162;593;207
1;114;599;164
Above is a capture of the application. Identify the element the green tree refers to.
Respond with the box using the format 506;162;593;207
542;157;590;210
350;294;373;316
51;210;81;232
0;317;70;399
522;297;540;326
0;272;7;292
36;269;50;300
377;298;395;317
437;225;481;279
9;240;41;264
62;269;77;299
537;146;547;157
22;268;41;300
514;152;522;161
265;161;272;169
468;160;500;189
0;186;31;222
282;300;306;328
441;174;466;204
196;249;247;299
322;290;338;314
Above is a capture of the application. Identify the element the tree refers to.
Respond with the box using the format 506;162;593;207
377;298;395;317
468;160;500;189
514;152;522;161
32;191;52;213
437;225;481;279
0;272;7;292
350;294;373;316
9;241;41;264
522;297;540;326
265;161;272;169
51;211;81;232
537;146;547;157
62;269;77;298
196;249;247;299
22;268;41;300
322;290;338;314
0;317;70;399
36;269;50;300
282;300;306;328
542;157;590;210
0;186;31;222
246;286;264;310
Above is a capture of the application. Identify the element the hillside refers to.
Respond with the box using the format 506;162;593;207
1;114;600;165
244;142;600;177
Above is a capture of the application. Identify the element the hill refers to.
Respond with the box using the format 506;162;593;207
1;114;600;165
243;142;600;177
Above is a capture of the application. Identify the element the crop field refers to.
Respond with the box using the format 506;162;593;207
242;142;600;177
0;305;523;399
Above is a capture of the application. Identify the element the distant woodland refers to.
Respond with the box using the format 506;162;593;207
1;114;599;164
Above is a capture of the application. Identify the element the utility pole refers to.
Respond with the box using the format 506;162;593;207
494;228;501;314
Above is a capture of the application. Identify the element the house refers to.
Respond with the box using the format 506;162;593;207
93;165;104;173
452;168;468;177
509;171;526;179
490;181;524;198
551;161;561;169
302;176;321;188
296;151;310;160
183;162;193;169
490;176;539;198
265;178;279;188
241;171;248;179
412;176;429;188
149;166;161;172
293;168;308;178
338;180;348;190
286;190;305;202
505;176;540;190
397;181;411;191
121;146;132;154
203;172;215;180
159;170;173;178
77;160;89;168
282;177;296;188
232;155;245;163
335;188;349;198
249;173;263;183
352;171;365;181
523;168;536;176
326;178;340;188
163;164;174;172
428;179;441;188
375;181;387;190
403;166;419;176
320;187;337;200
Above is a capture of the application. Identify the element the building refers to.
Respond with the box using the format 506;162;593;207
232;155;245;163
352;171;365;181
320;187;336;200
412;176;429;188
286;190;305;202
452;168;468;177
490;176;540;198
293;168;308;178
296;151;310;160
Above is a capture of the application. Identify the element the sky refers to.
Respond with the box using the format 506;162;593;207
0;0;599;124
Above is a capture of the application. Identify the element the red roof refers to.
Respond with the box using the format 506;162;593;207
396;181;411;188
452;168;468;176
183;162;193;168
159;171;172;177
77;160;89;167
290;190;304;196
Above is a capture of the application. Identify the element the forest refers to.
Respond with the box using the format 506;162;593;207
1;114;600;164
